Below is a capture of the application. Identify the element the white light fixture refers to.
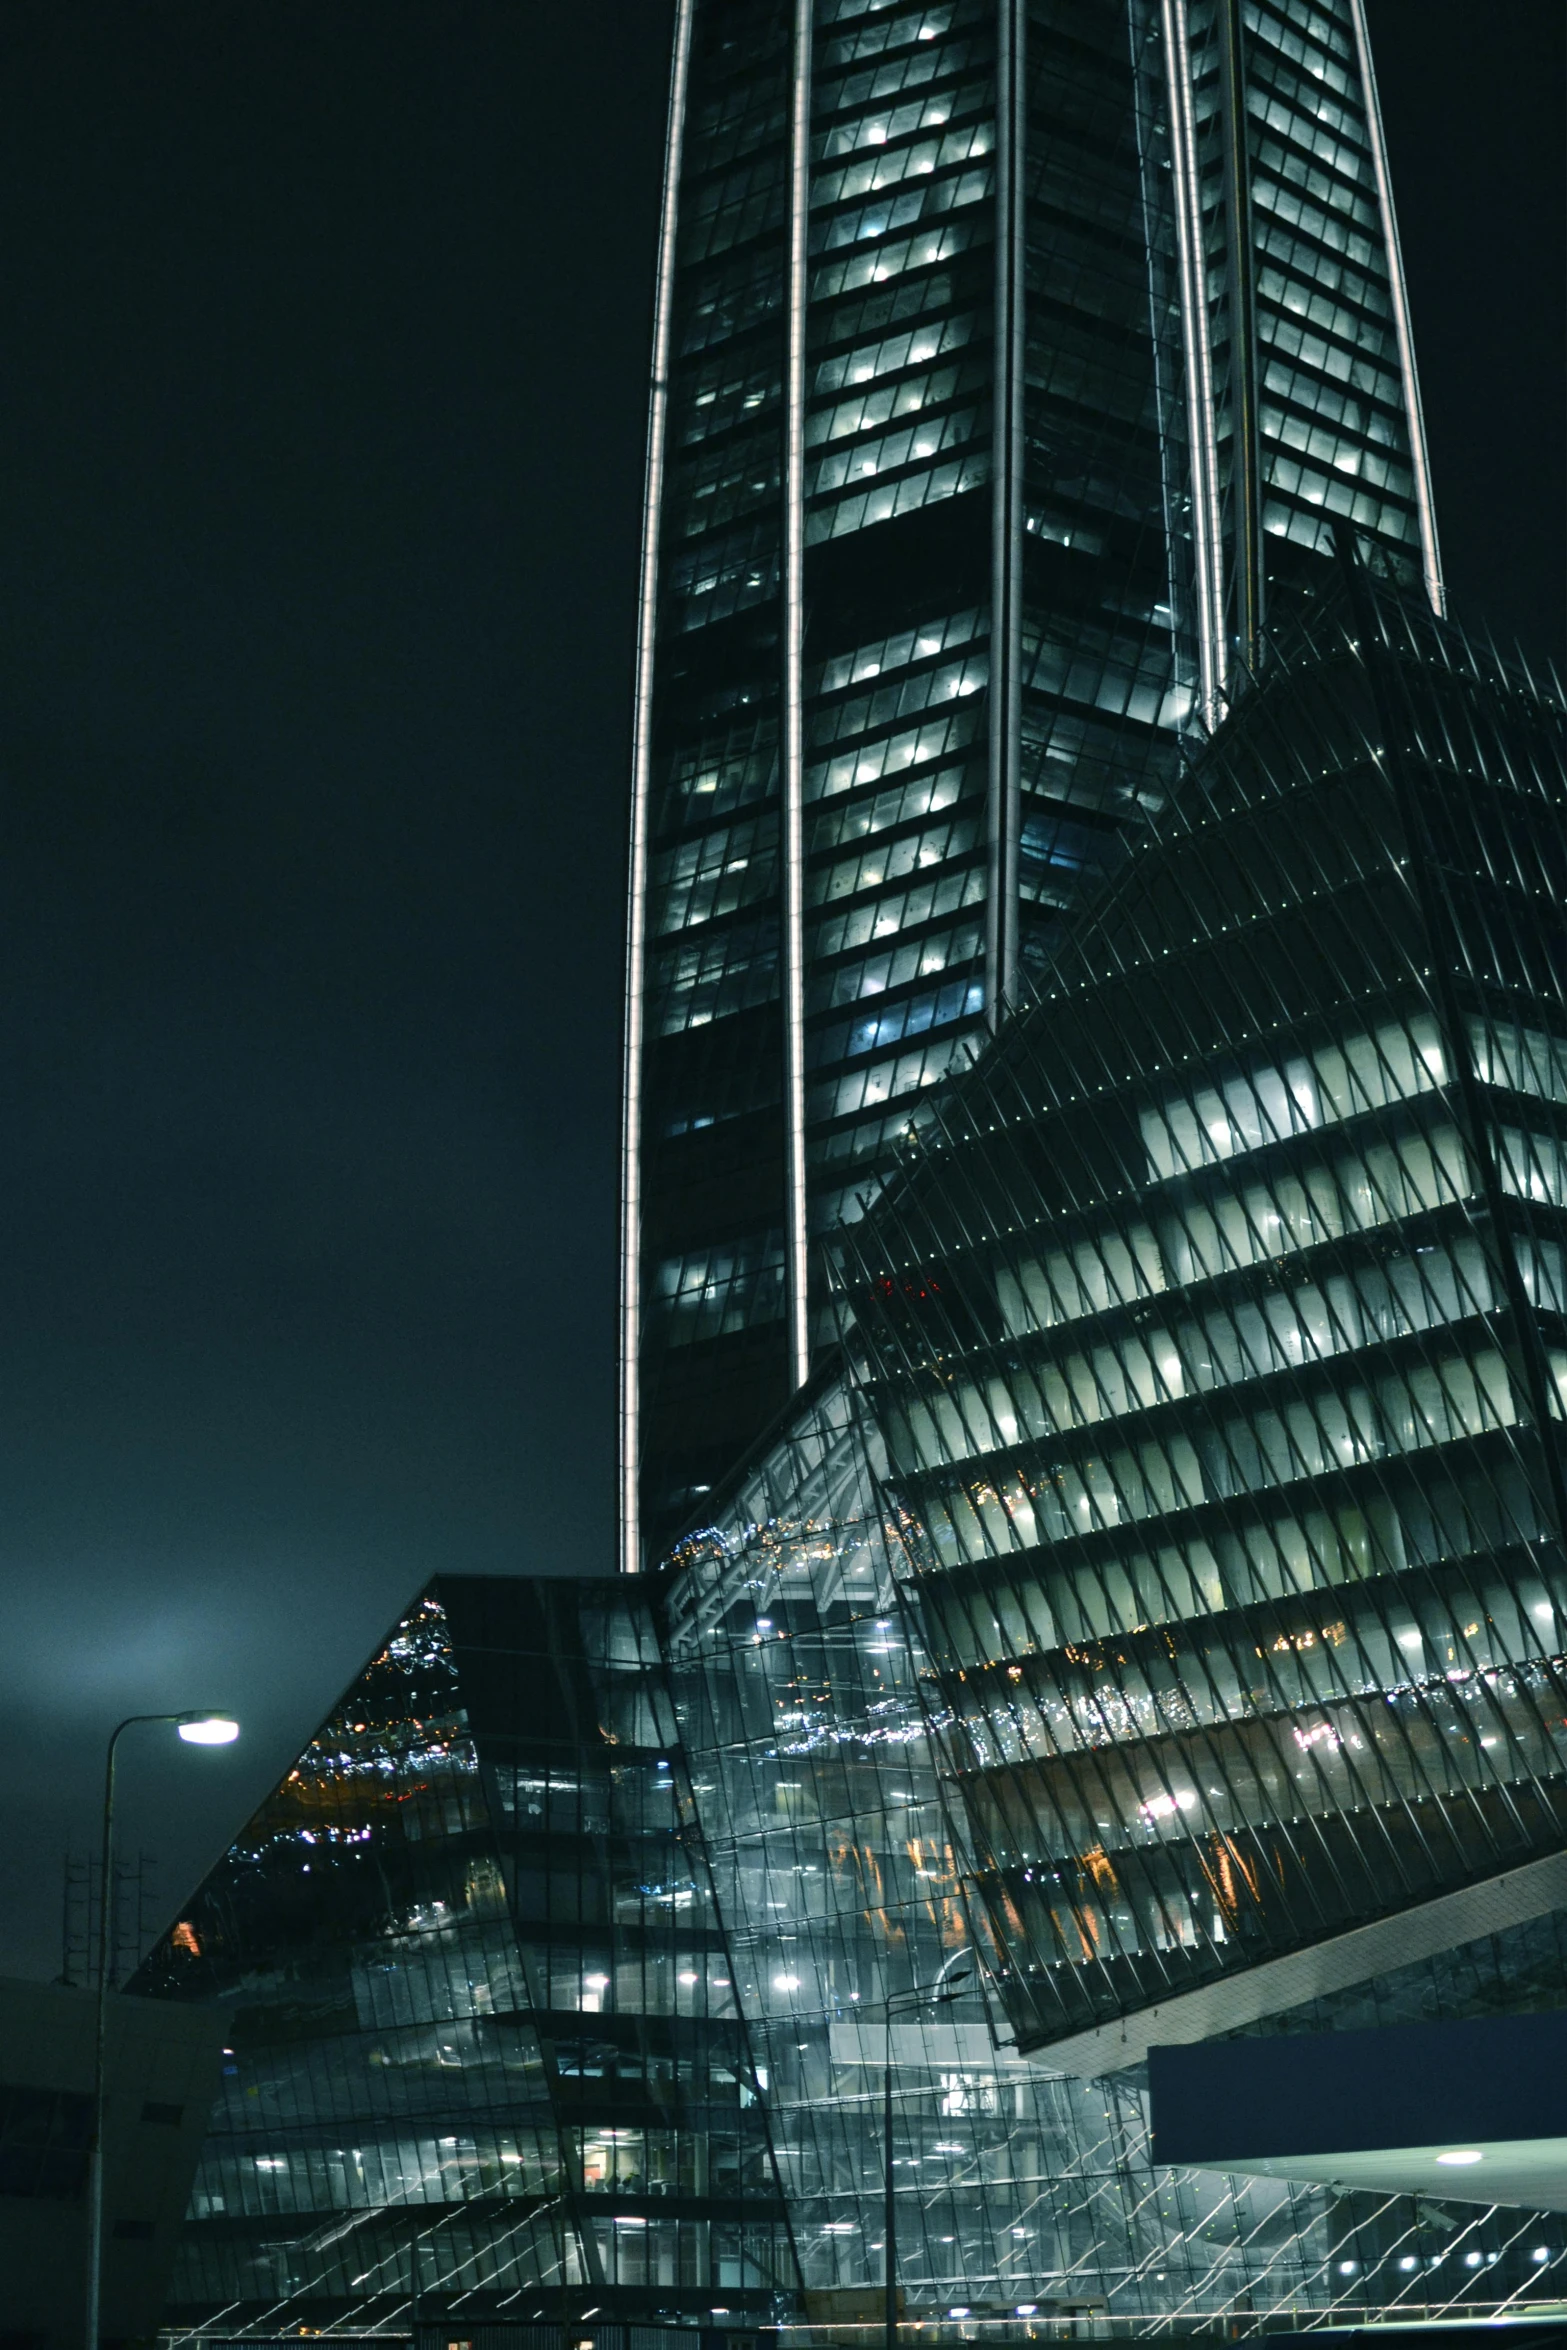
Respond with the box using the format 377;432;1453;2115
1436;2149;1485;2166
774;1973;801;1991
178;1714;239;1745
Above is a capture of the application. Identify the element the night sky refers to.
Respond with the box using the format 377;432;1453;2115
0;3;1560;1982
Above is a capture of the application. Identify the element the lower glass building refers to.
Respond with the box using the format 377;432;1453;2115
662;1377;1567;2329
137;1576;792;2328
662;1384;1308;2327
144;561;1567;2335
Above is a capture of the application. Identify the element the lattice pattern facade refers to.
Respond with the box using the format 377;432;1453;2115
624;0;1441;1570
137;1580;791;2328
660;1393;1340;2326
650;565;1567;2331
839;559;1567;2053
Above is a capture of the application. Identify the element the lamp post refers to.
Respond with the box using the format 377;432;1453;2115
878;1966;971;2350
85;1710;238;2350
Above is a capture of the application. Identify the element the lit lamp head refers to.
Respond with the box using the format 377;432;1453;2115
177;1713;240;1746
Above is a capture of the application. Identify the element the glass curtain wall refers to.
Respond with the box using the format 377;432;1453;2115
137;1579;793;2330
651;565;1567;2333
634;0;796;1560
658;1375;1486;2328
1011;0;1196;993
834;564;1567;2056
1185;0;1440;661
626;0;1441;1575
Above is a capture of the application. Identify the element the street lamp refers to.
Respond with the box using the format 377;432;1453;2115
86;1710;238;2350
878;1965;971;2350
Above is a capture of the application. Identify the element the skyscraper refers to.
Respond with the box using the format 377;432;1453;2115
146;570;1567;2335
133;16;1567;2331
622;0;1442;1569
658;557;1567;2325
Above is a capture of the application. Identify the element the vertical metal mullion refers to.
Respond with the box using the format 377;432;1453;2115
783;0;814;1390
1216;0;1262;671
1162;0;1227;726
1346;0;1445;618
986;0;1026;1028
620;0;696;1577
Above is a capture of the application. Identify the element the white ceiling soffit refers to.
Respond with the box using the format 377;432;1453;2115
1023;1844;1567;2081
1221;2135;1567;2216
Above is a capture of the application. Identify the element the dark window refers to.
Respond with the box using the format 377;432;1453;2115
140;2099;183;2126
0;2082;91;2200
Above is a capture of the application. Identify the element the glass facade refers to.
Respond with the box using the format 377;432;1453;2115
136;9;1565;2328
145;568;1567;2336
136;1578;792;2330
661;1421;1567;2328
660;1386;1284;2327
653;561;1567;2331
839;555;1567;2061
623;0;1442;1571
